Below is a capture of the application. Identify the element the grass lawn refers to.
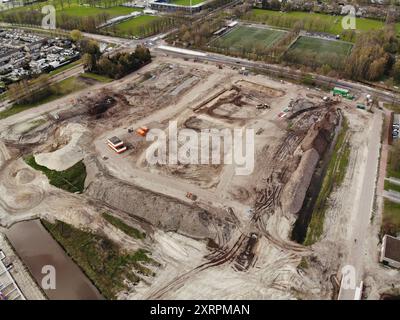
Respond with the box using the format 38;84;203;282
304;117;350;245
285;36;353;67
102;213;145;239
105;15;160;37
58;5;140;17
170;0;205;5
382;199;400;237
42;219;157;300
24;155;87;193
290;36;353;55
214;26;286;51
384;103;400;113
0;76;89;120
384;180;400;193
80;72;112;83
387;144;400;180
246;9;398;36
48;59;82;76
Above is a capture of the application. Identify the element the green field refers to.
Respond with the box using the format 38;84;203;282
105;15;161;37
102;212;146;239
80;72;112;83
25;155;87;193
304;118;350;246
1;0;141;18
285;36;353;68
382;200;400;237
58;5;140;17
0;76;90;120
245;9;400;37
170;0;205;5
215;26;286;52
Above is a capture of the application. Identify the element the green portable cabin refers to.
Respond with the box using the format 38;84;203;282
332;87;354;100
332;87;349;96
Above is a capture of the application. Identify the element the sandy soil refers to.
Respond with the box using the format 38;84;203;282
0;55;386;300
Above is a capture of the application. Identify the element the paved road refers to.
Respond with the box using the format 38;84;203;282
338;112;382;300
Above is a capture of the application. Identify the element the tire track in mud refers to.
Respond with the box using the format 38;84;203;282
146;123;312;298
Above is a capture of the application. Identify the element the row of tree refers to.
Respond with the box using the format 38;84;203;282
81;39;151;79
8;74;55;104
345;25;399;81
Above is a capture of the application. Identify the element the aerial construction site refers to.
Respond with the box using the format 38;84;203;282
0;52;398;301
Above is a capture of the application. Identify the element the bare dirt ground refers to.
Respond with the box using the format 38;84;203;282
0;55;385;300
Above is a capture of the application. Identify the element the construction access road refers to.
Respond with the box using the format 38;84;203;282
338;111;382;300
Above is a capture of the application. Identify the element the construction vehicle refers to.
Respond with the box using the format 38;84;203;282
186;192;197;201
256;103;270;109
356;103;366;110
136;126;149;137
217;64;223;69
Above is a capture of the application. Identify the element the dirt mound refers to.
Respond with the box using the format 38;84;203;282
86;177;236;243
281;110;339;216
35;123;91;171
15;168;35;184
281;148;320;216
300;110;338;156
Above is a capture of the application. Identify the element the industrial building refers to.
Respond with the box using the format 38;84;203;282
149;0;208;13
107;136;127;153
380;235;400;269
0;250;25;300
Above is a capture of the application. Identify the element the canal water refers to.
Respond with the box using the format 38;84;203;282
6;219;103;300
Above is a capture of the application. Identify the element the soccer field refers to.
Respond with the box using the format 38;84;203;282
290;36;353;55
170;0;205;5
215;26;286;52
285;36;353;67
106;15;161;37
1;0;141;18
246;9;400;37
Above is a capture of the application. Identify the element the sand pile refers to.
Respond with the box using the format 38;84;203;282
35;123;91;171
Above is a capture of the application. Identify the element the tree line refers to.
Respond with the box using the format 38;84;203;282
81;38;151;79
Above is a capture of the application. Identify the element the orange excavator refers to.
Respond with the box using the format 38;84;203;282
136;126;149;137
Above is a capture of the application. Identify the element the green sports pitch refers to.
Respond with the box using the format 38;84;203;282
214;26;286;52
285;36;353;67
169;0;205;5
